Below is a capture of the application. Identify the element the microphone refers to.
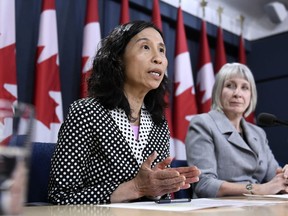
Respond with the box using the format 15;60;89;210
257;113;288;127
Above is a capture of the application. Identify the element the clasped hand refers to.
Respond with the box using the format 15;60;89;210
260;164;288;195
276;164;288;194
132;151;201;198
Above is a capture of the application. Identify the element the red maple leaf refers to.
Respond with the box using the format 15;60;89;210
196;83;212;114
173;82;197;143
34;46;61;128
0;44;17;125
0;44;17;101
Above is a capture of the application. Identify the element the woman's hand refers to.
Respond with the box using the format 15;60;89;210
132;152;200;197
110;152;201;203
255;171;288;195
276;164;288;178
169;166;201;189
274;164;288;194
152;154;201;190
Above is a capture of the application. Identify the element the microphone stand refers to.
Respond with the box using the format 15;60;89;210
275;119;288;127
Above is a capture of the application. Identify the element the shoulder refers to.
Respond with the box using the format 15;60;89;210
69;98;104;112
242;120;266;136
190;111;214;124
66;98;109;121
70;97;99;107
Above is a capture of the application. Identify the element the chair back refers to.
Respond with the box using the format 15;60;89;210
27;142;56;204
170;159;193;199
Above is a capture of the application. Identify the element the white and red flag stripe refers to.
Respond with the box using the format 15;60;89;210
151;0;172;128
0;0;17;143
81;0;101;98
196;20;214;113
151;0;174;153
239;34;247;64
214;26;226;74
152;0;162;31
172;6;198;160
239;34;255;123
33;0;63;143
120;0;130;24
0;0;17;102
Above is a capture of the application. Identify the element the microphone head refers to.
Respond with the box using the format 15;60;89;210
257;113;277;126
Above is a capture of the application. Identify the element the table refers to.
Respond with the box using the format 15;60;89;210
23;197;288;216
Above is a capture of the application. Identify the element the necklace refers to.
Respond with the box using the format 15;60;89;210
130;116;139;123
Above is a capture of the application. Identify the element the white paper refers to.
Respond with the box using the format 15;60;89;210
243;194;288;199
103;198;285;212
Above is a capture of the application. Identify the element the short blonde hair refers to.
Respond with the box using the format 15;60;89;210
211;63;257;117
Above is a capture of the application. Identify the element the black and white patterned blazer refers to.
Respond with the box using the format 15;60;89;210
48;98;170;205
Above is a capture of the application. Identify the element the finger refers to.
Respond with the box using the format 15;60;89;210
149;176;189;196
276;167;283;175
184;176;200;184
282;166;288;178
154;157;173;170
170;166;201;179
172;166;200;173
156;176;186;190
142;151;158;169
155;169;181;180
182;170;201;179
180;183;191;190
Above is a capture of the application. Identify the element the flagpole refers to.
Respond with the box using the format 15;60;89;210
217;6;223;27
200;0;207;19
240;15;245;35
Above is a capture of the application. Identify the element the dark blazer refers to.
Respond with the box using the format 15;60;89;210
185;110;279;198
48;98;170;204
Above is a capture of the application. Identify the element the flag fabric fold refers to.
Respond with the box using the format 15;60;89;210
214;26;226;74
238;34;247;64
32;0;63;143
151;0;174;154
172;6;198;160
120;0;130;24
0;0;17;102
0;0;17;143
81;0;101;98
196;20;215;114
152;0;162;31
239;35;255;123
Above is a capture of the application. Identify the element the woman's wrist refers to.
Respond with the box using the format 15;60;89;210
110;179;141;203
251;184;264;195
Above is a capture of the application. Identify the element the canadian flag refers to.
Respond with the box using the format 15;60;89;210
214;26;226;74
239;34;255;123
152;0;162;31
0;0;17;143
239;34;247;64
81;0;101;98
196;20;215;113
120;0;130;24
172;6;198;160
151;0;174;152
33;0;63;143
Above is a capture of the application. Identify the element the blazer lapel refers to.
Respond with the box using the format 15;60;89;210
209;110;253;152
241;119;260;156
109;107;152;166
138;108;152;149
109;108;140;163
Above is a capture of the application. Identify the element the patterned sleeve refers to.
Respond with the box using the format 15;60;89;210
48;99;119;204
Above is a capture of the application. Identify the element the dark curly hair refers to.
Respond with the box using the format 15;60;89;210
88;20;169;125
